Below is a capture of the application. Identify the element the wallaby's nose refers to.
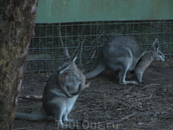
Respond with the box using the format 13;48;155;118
160;58;165;62
161;59;165;62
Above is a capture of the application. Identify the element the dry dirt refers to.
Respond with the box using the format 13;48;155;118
13;64;173;130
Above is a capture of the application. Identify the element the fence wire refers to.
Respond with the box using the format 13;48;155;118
26;20;173;73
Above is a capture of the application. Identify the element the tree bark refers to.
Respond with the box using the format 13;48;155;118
0;0;38;129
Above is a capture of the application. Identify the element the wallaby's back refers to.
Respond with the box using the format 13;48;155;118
102;36;142;67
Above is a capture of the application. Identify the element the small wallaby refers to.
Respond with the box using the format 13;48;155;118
16;47;86;127
84;36;165;85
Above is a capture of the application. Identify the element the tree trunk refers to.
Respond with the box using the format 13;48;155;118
0;0;38;129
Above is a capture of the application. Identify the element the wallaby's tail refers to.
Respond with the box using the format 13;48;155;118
84;63;105;79
15;109;47;121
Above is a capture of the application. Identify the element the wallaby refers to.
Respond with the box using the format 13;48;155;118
16;47;86;128
85;36;165;85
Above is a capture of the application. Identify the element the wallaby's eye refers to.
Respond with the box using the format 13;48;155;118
158;52;162;56
63;63;69;68
57;62;69;73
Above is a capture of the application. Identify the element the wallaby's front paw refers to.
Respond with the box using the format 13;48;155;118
67;95;73;98
71;92;80;96
120;80;139;85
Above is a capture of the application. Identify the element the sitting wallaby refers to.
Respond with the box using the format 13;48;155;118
16;47;86;127
85;36;165;85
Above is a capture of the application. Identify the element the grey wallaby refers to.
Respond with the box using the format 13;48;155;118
85;36;165;85
16;47;86;127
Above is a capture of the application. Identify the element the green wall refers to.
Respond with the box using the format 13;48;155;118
35;0;173;23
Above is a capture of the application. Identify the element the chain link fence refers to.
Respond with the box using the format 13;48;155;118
26;20;173;73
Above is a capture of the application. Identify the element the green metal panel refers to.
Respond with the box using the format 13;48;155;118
35;0;173;23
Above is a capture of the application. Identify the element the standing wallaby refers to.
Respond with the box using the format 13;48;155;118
85;36;165;85
16;47;86;127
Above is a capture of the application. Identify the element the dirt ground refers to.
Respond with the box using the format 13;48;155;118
13;63;173;130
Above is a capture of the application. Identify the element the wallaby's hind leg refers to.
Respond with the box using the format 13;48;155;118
63;98;79;123
118;67;138;85
55;108;67;128
63;114;78;123
62;108;76;123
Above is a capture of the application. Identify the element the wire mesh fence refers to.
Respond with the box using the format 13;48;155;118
26;20;173;73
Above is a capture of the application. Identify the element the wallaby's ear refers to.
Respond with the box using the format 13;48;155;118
63;47;70;58
152;38;159;51
72;51;79;63
72;55;77;63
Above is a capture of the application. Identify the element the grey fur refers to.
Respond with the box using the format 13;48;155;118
85;36;165;85
16;47;86;128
